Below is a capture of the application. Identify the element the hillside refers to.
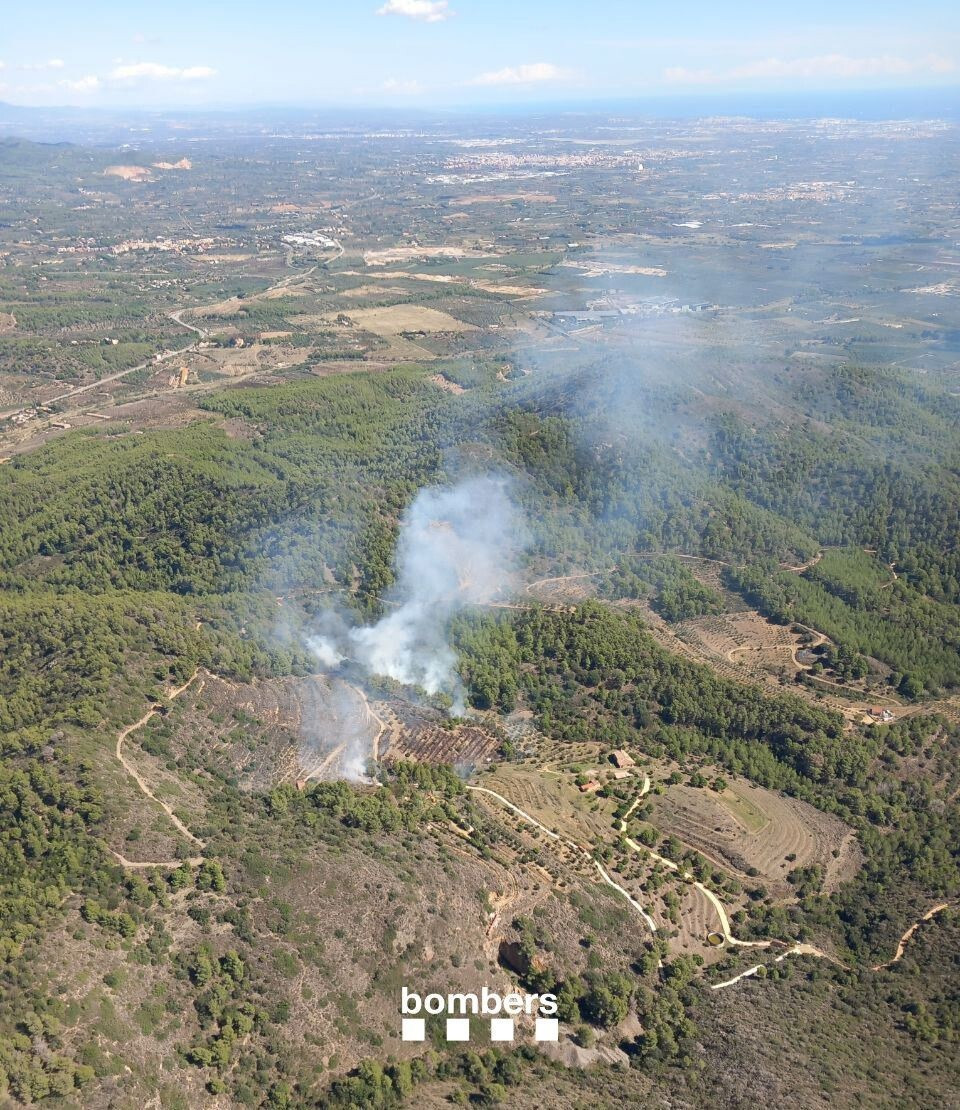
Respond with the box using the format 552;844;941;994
0;115;958;1107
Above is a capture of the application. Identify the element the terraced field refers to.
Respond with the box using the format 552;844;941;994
379;701;501;768
168;672;380;787
687;612;799;680
674;881;732;960
480;762;619;844
647;777;861;898
617;854;733;962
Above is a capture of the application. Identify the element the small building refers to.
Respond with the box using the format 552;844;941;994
868;707;895;723
610;749;635;769
579;780;601;793
612;769;632;780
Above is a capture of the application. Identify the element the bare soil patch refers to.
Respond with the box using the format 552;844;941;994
363;244;497;266
429;373;466;394
560;260;668;277
340;283;411;298
200;342;310;375
453;193;557;205
104;165;152;182
371;270;544;297
342;303;478;335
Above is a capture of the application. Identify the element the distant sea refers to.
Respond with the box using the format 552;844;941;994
2;86;959;144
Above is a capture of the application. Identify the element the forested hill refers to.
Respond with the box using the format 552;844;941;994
0;356;959;1102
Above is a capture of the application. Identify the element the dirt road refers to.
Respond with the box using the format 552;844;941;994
617;815;770;950
467;784;659;935
871;901;954;970
620;782;836;966
114;672;204;854
0;264;315;426
0;340;201;422
709;943;828;991
781;552;823;573
345;681;387;761
110;850;204;870
167;309;208;338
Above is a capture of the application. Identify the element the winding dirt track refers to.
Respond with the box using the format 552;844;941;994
522;552;738;597
617;794;771;951
790;627;828;668
466;784;660;935
781;552;823;574
345;681;387;761
114;672;205;859
470;773;771;952
524;570;606;594
470;775;947;994
477;771;846;991
709;944;827;991
623;783;955;987
871;901;955;970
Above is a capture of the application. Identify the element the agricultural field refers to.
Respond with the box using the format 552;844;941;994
338;304;478;337
479;760;621;845
645;775;861;899
469;737;860;965
377;701;501;768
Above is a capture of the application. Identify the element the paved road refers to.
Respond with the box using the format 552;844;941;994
0;262;318;424
0;332;201;422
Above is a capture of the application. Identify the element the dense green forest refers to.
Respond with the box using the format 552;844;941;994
709;366;960;604
599;554;724;621
725;552;960;695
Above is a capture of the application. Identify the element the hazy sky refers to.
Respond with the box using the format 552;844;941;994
2;1;959;108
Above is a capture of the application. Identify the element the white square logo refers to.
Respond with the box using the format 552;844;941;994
490;1017;514;1042
446;1017;471;1041
401;1018;425;1042
535;1017;559;1042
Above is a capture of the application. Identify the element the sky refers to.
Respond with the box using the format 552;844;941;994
2;1;959;109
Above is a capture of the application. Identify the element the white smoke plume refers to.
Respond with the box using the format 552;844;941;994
305;609;349;668
306;475;523;711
